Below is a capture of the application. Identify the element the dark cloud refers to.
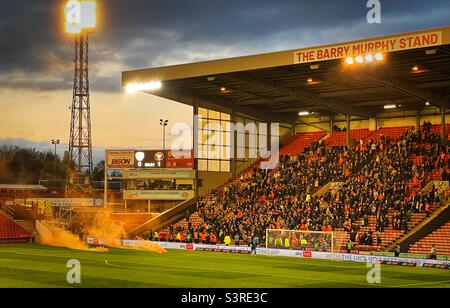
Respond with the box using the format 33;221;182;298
0;138;105;163
1;0;449;92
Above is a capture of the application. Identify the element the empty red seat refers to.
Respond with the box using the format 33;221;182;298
0;212;33;242
409;221;450;256
279;132;326;156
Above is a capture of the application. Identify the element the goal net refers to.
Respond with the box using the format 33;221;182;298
266;229;334;256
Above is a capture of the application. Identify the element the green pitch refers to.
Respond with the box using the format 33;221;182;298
0;244;449;288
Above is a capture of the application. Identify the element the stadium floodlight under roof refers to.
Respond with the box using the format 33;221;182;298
298;111;313;116
125;81;162;94
122;26;450;120
384;104;397;110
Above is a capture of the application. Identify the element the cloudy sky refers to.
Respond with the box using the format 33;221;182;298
1;0;449;159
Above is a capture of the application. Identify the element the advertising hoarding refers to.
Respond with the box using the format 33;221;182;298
35;198;104;207
106;150;135;169
123;169;195;179
166;150;194;169
123;190;194;200
84;239;450;269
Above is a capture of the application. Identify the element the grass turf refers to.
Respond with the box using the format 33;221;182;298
0;244;449;288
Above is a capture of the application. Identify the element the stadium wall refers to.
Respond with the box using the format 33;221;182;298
118;200;180;213
198;171;232;196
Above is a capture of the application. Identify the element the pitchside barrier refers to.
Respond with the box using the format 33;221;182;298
86;237;450;269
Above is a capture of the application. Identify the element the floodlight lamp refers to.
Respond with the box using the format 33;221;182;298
365;54;374;63
345;57;354;65
65;0;97;34
384;104;396;110
374;53;384;61
125;81;162;94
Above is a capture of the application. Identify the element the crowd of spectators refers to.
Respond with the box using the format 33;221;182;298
162;125;448;249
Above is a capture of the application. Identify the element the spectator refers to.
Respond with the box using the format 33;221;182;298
171;127;444;252
430;244;437;260
234;234;240;246
394;245;401;257
224;234;232;246
346;240;353;254
377;235;382;247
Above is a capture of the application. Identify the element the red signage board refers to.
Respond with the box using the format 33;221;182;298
303;251;312;258
166;150;194;169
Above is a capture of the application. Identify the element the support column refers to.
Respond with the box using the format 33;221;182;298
441;107;446;142
231;111;237;179
193;101;199;199
416;110;421;131
104;151;107;208
368;117;377;132
330;116;334;135
346;114;351;147
147;200;151;213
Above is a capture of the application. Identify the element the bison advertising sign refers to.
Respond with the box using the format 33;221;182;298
106;150;135;169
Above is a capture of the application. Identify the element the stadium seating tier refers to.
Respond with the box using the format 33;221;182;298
0;211;33;241
160;124;448;255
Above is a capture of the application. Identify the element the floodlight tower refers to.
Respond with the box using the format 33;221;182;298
65;0;96;189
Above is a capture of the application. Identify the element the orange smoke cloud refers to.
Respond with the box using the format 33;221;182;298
83;210;166;253
38;210;166;254
118;242;167;254
83;210;126;242
37;222;108;252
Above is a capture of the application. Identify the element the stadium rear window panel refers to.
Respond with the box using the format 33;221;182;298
196;107;231;172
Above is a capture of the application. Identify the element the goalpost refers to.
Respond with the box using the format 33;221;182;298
265;229;335;259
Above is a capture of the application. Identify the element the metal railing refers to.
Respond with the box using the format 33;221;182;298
0;202;15;219
127;198;197;236
313;182;343;198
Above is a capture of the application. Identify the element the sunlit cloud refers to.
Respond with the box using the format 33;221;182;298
1;0;449;149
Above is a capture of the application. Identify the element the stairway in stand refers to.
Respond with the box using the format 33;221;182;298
409;221;450;256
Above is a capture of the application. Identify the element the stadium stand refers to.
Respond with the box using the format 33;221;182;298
156;124;449;253
428;124;450;138
279;132;326;156
325;128;370;147
0;210;33;243
368;126;414;143
409;221;450;256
